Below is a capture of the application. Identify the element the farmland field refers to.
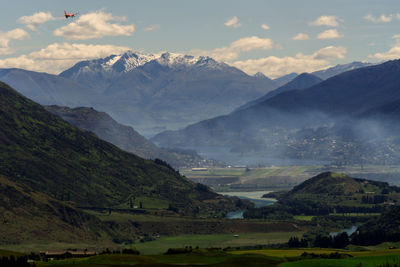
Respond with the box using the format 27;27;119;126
133;232;304;254
181;165;400;191
26;247;400;266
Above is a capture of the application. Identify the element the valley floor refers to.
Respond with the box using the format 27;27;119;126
182;164;400;191
3;246;400;266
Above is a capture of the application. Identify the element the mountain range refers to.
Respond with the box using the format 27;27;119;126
45;105;223;168
272;61;374;86
58;51;278;136
0;53;374;139
152;59;400;165
237;73;323;111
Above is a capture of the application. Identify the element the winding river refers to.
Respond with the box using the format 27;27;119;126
218;191;276;219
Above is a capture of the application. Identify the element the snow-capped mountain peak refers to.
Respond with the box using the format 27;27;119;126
60;50;231;81
100;51;158;73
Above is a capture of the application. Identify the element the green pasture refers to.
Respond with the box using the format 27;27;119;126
281;254;400;267
132;232;304;255
36;252;282;267
30;247;400;267
293;216;314;221
0;249;24;257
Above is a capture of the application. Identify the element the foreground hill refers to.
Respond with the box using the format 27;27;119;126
45;105;223;168
153;60;400;165
0;174;110;244
0;81;243;216
245;172;399;219
59;51;278;135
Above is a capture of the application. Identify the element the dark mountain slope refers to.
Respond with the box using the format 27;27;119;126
361;99;400;121
153;60;400;149
312;61;374;80
257;59;400;115
0;81;241;215
273;72;298;86
45;105;222;168
237;73;323;111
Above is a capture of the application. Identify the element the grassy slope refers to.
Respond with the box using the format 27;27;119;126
0;81;240;216
280;172;398;207
0;174;115;245
133;232;304;255
23;248;400;266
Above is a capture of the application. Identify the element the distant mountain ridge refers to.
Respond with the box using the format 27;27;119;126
0;68;97;107
271;61;374;87
237;73;323;111
273;72;298;86
59;51;278;136
152;59;400;165
45;105;223;168
312;61;375;80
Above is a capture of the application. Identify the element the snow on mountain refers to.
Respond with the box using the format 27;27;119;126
59;51;278;136
312;61;375;80
63;51;227;78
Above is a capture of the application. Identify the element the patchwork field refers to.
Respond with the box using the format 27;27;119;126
182;165;400;191
133;232;304;254
15;247;400;266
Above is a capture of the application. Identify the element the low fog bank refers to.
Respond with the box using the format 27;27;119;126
153;108;400;168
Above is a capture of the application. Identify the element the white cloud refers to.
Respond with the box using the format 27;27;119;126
316;29;343;39
144;24;160;32
0;28;30;55
309;15;339;27
232;46;347;79
261;24;270;30
0;43;130;74
392;34;400;39
313;46;346;60
292;33;309;40
369;43;400;60
224;16;241;28
54;10;135;40
18;12;56;30
191;36;274;62
364;13;398;23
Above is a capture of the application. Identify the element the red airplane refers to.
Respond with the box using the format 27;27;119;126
64;10;77;19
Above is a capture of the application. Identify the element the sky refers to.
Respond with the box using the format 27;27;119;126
1;0;400;78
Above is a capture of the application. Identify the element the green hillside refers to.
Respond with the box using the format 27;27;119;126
245;172;400;219
289;172;391;195
0;174;114;244
0;81;243;216
352;205;400;245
